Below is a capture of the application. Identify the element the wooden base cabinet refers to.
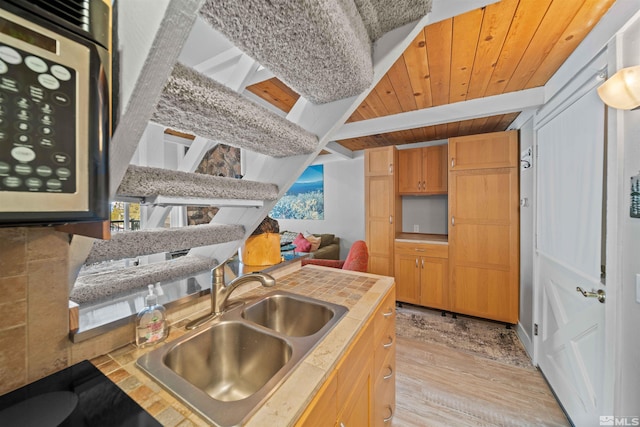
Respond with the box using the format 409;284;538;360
296;287;396;427
394;242;449;310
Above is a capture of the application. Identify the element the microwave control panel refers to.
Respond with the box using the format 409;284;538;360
0;43;76;194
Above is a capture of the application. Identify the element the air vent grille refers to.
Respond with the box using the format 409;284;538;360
31;0;90;31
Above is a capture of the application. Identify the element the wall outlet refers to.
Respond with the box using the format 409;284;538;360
413;224;419;232
636;274;640;304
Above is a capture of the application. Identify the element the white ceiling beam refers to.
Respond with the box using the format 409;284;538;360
224;54;260;92
244;67;276;86
425;0;500;25
323;141;354;159
332;87;545;140
193;46;242;73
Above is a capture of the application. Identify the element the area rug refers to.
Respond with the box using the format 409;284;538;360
395;304;533;369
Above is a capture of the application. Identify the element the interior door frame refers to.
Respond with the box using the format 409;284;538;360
531;48;620;417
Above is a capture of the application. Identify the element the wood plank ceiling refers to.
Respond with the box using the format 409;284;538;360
246;0;615;152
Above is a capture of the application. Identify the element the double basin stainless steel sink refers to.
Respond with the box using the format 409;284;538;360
137;291;348;427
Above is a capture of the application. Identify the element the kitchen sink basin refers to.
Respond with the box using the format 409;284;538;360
242;293;335;336
137;291;347;427
164;321;292;402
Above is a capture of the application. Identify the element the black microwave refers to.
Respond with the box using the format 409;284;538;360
0;0;112;226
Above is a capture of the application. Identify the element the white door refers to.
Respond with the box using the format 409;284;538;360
536;87;608;426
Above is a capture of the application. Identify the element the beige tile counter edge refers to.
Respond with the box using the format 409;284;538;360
93;263;395;427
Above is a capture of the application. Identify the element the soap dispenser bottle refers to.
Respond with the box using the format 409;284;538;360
136;284;168;347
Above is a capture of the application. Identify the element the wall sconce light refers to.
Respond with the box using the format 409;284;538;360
597;65;640;110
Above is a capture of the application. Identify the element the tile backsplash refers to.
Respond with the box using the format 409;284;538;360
0;227;69;395
0;227;215;396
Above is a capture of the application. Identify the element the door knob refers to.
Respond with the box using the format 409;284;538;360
576;287;606;303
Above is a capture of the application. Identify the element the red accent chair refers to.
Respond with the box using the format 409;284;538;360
301;240;368;272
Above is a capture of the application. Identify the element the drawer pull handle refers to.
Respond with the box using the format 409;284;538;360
383;336;394;348
415;248;425;252
383;406;394;423
383;365;393;380
382;309;393;318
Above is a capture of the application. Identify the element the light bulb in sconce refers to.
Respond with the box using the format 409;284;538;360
597;65;640;110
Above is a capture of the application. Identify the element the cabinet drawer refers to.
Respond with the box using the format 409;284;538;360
374;288;396;343
374;355;396;427
375;327;395;375
394;242;448;258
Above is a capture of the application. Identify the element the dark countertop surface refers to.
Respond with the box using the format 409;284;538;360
0;360;160;427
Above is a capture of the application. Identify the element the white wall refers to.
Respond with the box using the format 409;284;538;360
616;18;640;416
401;196;448;234
518;118;535;357
276;155;365;258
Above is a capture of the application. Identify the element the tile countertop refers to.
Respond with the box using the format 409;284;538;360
395;232;449;244
90;263;395;427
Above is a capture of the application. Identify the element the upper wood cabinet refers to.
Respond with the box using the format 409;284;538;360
398;145;448;194
366;146;396;176
449;130;518;171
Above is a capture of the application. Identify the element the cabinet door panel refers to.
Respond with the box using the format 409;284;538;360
366;176;394;276
295;372;337;427
366;146;394;176
340;371;371;427
449;130;518;170
449;161;519;323
398;148;422;193
450;266;516;323
451;170;513;221
420;257;448;310
424;145;448;193
394;253;420;304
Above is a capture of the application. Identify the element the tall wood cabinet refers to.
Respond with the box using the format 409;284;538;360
365;147;401;276
448;130;520;323
397;145;448;195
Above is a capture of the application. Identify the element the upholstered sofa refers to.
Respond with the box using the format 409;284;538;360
280;231;340;260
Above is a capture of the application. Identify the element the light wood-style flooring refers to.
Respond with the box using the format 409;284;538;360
393;336;570;426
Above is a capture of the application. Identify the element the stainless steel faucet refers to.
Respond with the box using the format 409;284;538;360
186;262;276;330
